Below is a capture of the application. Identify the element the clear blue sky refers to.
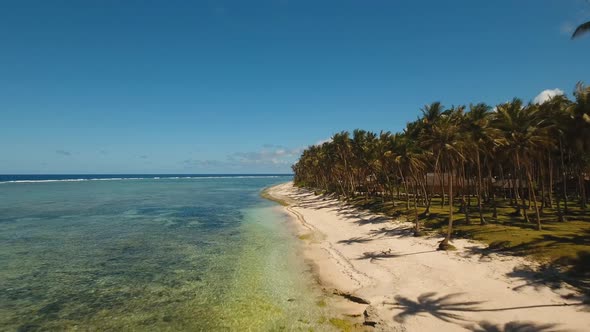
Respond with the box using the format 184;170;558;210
1;0;589;174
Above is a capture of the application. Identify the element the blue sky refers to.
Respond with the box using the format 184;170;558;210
1;0;589;174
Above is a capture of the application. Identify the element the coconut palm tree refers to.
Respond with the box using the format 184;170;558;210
493;99;553;230
540;94;573;220
566;82;590;208
421;106;466;250
464;103;497;225
393;133;428;235
290;81;589;250
420;102;445;208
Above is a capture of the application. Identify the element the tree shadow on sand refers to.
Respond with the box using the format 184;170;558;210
506;263;590;306
385;292;586;325
385;292;484;323
357;250;399;262
464;242;590;302
368;226;415;238
356;250;436;263
337;237;374;245
465;320;565;332
507;265;569;292
463;241;513;260
353;215;391;226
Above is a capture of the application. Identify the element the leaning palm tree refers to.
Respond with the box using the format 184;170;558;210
422;106;466;250
393;134;427;236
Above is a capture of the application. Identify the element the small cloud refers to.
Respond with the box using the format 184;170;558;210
533;88;564;104
182;145;303;171
56;150;72;156
560;22;575;35
230;146;303;165
315;138;332;146
262;143;288;149
182;159;233;169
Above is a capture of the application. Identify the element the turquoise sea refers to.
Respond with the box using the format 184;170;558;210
0;175;334;331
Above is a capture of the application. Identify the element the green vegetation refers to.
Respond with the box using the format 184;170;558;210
328;318;354;332
348;196;588;262
292;82;590;294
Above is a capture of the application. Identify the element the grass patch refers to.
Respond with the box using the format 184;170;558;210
328;318;354;332
316;299;327;307
337;194;590;294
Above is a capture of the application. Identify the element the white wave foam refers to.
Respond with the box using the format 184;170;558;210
0;175;288;184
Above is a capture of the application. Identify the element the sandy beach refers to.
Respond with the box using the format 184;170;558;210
267;182;590;332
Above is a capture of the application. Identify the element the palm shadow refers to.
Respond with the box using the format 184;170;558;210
385;292;484;323
357;250;398;262
463;241;512;260
507;265;568;292
506;252;590;303
356;249;436;262
385;292;585;326
337;237;373;245
353;215;391;226
466;320;565;332
368;226;415;238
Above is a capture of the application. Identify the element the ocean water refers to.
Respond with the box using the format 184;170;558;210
0;176;335;331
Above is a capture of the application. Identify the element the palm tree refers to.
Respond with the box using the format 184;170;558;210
421;106;466;250
464;103;497;225
494;99;553;230
420;102;445;208
290;81;588;249
540;94;572;220
566;82;590;209
393;133;427;235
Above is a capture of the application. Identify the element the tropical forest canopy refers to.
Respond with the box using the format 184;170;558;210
292;82;590;249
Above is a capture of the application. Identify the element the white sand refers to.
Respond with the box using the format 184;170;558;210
267;182;590;332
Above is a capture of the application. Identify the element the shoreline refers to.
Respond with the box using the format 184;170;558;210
264;182;590;332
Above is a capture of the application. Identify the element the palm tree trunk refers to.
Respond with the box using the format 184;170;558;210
548;153;554;208
420;175;431;216
559;138;569;214
400;169;410;210
439;163;454;250
556;187;565;222
579;174;587;210
516;154;529;223
489;167;498;220
476;150;486;224
440;169;445;208
510;167;518;209
526;163;542;230
539;163;546;212
412;173;421;236
462;162;470;224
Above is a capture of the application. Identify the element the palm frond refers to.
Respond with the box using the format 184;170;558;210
572;21;590;39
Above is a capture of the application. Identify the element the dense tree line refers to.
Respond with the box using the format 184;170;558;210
292;83;590;250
